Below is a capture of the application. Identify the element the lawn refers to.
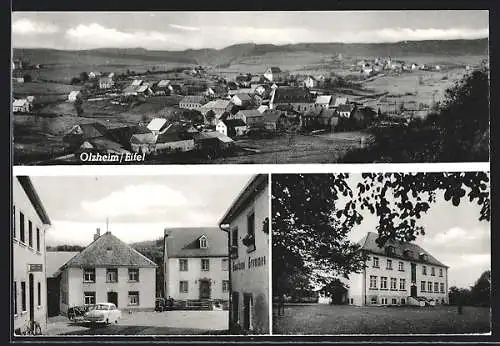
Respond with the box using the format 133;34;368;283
273;304;490;335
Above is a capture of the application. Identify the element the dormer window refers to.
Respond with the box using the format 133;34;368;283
199;235;207;249
386;246;395;256
419;253;428;262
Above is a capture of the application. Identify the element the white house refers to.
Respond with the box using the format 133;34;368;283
216;119;247;138
345;232;449;307
315;95;333;109
219;174;270;334
231;93;252;107
337;104;355;118
264;67;285;82
13;99;32;113
68;91;82;102
13;176;51;334
99;77;115;90
56;230;157;314
303;76;318;89
163;228;229;303
147;118;170;136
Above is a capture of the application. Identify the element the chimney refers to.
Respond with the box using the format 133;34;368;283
94;228;101;241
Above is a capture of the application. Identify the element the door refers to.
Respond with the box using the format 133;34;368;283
243;293;253;331
107;292;118;307
232;292;239;324
29;274;34;322
199;280;211;299
411;285;417;297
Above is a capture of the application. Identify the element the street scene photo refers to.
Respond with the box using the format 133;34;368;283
12;11;489;165
12;174;270;336
272;172;491;334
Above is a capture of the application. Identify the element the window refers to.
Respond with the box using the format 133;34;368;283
246;211;256;251
106;268;118;283
179;259;188;271
401;298;406;305
369;276;377;289
201;259;210;271
231;228;238;259
84;268;96;282
380;277;388;290
37;282;41;306
422;266;427;275
381;298;388;305
440;283;445;293
428;281;432;292
128;291;139;306
222;280;230;293
386;259;393;270
199;236;207;249
36;228;40;251
400;278;406;290
20;213;25;243
14;281;17;315
128;268;139;282
431;267;435;276
21;282;26;311
84;292;96;305
439;268;443;277
390;278;397;290
371;297;377;304
12;206;16;239
392;298;397;305
398;261;404;271
179;281;188;293
434;282;439;293
421;281;426;292
222;258;229;271
373;257;379;268
28;221;33;247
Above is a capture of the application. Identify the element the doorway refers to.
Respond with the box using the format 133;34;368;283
411;263;416;282
107;292;118;307
29;274;34;322
243;293;253;331
411;285;417;297
199;280;211;299
232;292;239;324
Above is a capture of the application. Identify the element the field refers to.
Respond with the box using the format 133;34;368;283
273;304;491;335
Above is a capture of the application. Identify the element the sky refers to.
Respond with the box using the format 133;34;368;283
345;173;490;289
29;174;253;246
11;11;489;50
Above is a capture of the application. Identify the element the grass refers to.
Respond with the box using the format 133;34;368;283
273;304;491;335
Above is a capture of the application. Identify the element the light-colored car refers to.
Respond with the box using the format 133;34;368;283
84;303;121;325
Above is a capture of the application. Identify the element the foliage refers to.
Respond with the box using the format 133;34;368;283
79;72;89;82
321;278;348;305
272;172;490;295
46;244;85;252
23;74;32;83
449;270;491;306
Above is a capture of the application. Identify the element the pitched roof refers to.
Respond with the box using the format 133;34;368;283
68;90;81;97
157;80;171;87
268;67;282;73
196;131;234;143
130;133;157;144
358;232;448;268
222;119;247;128
131;79;143;86
46;251;79;278
63;232;157;268
123;86;138;94
237;109;262;118
319;108;337;118
180;95;207;105
136;85;150;93
232;93;252;102
67;123;107;139
315;95;333;105
16;176;51;225
202;99;231;110
337;104;355;112
164;227;228;258
257;105;269;113
273;87;313;104
147;118;168;132
334;97;348;107
13;99;28;107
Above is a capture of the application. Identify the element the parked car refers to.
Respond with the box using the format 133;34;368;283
84;303;121;324
67;305;94;321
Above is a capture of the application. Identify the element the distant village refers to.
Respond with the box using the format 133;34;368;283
11;55;477;161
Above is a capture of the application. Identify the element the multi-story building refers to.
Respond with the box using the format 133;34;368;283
13;176;51;334
56;229;157;314
163;227;229;303
219;174;270;334
346;232;449;306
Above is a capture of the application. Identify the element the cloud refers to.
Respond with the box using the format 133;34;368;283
351;27;489;43
12;18;59;35
80;184;191;218
65;23;187;50
169;24;200;31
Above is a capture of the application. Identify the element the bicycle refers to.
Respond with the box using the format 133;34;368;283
22;320;42;335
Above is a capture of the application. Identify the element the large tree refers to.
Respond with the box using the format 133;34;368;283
272;172;490;295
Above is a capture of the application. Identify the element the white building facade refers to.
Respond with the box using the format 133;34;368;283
13;176;51;334
219;174;270;334
346;232;449;306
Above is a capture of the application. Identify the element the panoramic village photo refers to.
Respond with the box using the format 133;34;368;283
11;11;489;165
272;172;491;334
12;174;270;336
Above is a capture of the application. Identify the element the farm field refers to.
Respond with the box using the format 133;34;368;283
273;304;491;335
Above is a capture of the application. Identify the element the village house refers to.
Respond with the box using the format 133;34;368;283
264;67;286;82
130;133;157;155
13;176;51;334
303;76;318;89
136;85;153;98
130;79;143;87
56;229;157;314
46;252;79;317
337;104;356;118
13;99;32;113
231;109;263;128
250;75;262;84
194;131;234;154
260;110;285;132
216;119;247;138
63;123;108;148
155;130;196;154
235;75;252;88
68;90;82;102
251;84;268;98
88;71;102;80
163;228;229;305
179;96;208;110
333;97;349;108
345;232;449;307
315;95;334;109
270;87;315;113
146;118;170;136
200;99;231;125
219;174;269;334
318;108;339;131
231;93;252;108
98;77;115;90
257;105;269;114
